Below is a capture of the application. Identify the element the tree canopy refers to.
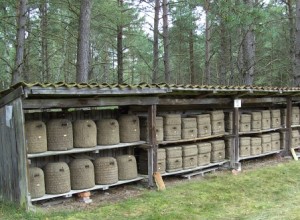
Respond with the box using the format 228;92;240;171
0;0;298;90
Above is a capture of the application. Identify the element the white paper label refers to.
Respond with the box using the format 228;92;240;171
5;105;12;127
234;99;241;108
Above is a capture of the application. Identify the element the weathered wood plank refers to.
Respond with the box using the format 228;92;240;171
232;106;239;169
147;105;157;187
158;98;231;105
28;141;146;158
25;87;169;96
242;97;286;104
23;97;159;109
285;97;292;155
0;98;28;207
13;99;29;207
0;87;24;108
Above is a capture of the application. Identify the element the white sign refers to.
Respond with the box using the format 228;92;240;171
234;99;241;108
5;105;12;127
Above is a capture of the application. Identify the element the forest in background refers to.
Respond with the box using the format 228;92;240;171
1;0;300;91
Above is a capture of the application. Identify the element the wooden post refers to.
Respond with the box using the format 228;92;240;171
232;102;240;170
285;97;292;155
147;105;157;187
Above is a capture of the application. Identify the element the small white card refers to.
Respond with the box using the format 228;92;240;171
234;99;241;108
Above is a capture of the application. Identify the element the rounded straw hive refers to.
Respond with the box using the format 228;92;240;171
25;121;47;153
69;159;95;190
97;119;120;145
119;115;140;143
73;120;97;148
94;157;118;185
116;155;138;180
29;167;45;199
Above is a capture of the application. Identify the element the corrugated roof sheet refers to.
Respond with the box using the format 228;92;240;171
8;81;300;90
1;82;300;98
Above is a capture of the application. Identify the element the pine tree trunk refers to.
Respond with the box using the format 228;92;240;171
76;0;92;83
40;0;49;82
102;43;109;82
162;0;171;83
117;0;124;84
12;0;27;85
189;29;196;84
287;0;295;84
152;0;160;83
294;1;300;86
204;0;211;85
219;18;231;85
242;0;255;85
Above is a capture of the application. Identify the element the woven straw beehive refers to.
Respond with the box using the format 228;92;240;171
239;137;251;157
211;120;225;135
239;122;251;132
182;145;198;157
251;112;262;121
164;125;181;141
166;157;182;172
251;137;262;155
94;157;118;185
137;148;167;174
183;156;197;169
119;115;140;143
29;167;45;199
292;130;300;148
198;153;211;166
97;119;120;145
73;120;97;148
292;107;300;125
182;128;197;139
47;119;73;151
140;117;164;142
25;121;47;153
271;132;280;151
69;159;95;190
117;155;138;180
211;150;225;163
165;146;182;158
240;114;251;123
261;134;271;153
251;119;261;131
182;118;197;129
44;162;71;194
195;114;211;124
210;140;225;162
198;142;212;154
163;114;182;125
198;123;211;137
210;110;225;121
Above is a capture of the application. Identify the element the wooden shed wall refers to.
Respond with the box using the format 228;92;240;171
0;98;28;207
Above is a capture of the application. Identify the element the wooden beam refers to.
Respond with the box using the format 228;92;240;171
147;105;157;187
0;87;24;108
25;87;169;96
23;97;159;109
242;97;286;104
158;98;231;105
232;106;240;169
285;97;292;156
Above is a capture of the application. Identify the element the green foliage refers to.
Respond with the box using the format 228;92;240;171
0;0;297;89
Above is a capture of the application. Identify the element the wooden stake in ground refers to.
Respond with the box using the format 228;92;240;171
290;148;298;161
153;172;165;191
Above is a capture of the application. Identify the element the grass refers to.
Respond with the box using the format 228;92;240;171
2;161;300;219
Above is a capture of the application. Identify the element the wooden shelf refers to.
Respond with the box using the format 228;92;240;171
239;127;282;135
161;160;228;176
158;133;228;145
238;150;282;161
291;125;300;128
28;141;146;158
31;176;144;202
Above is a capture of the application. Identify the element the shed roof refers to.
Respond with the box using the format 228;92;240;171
1;82;300;100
